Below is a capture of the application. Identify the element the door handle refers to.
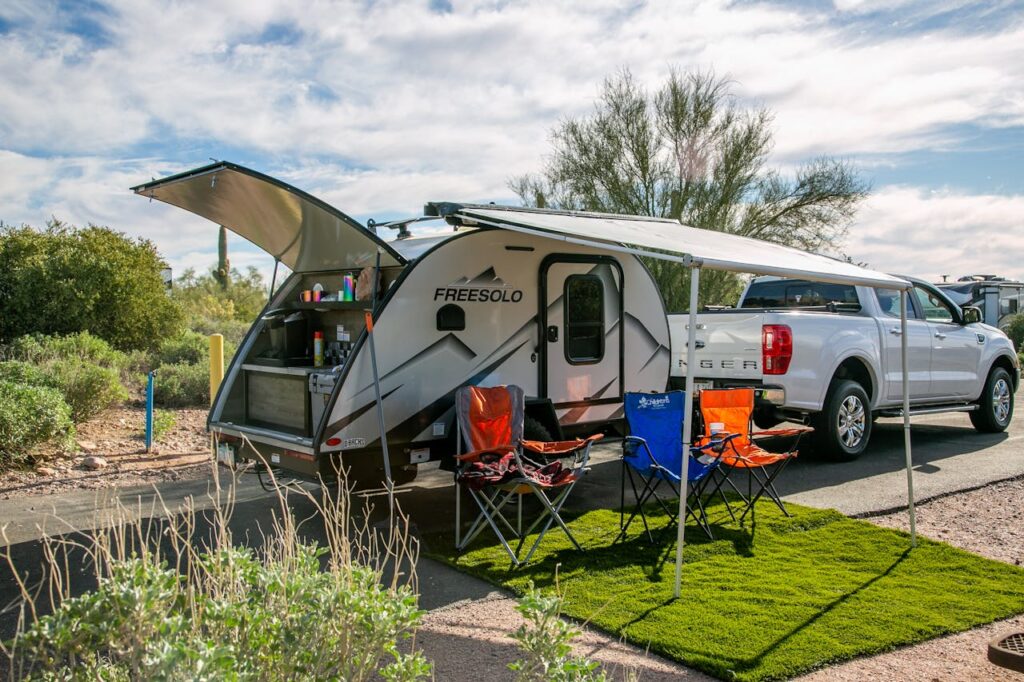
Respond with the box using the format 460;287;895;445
694;340;706;349
546;325;559;343
889;328;902;336
934;332;946;340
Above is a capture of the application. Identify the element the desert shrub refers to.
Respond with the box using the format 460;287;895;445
0;336;129;422
0;360;53;388
0;221;183;351
1;331;127;370
7;479;428;680
151;409;176;442
0;380;74;465
189;316;250;348
510;582;609;682
51;359;129;422
152;362;208;407
154;330;208;366
1005;313;1024;353
174;266;269;325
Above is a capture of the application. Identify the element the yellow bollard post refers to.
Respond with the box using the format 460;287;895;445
209;334;224;406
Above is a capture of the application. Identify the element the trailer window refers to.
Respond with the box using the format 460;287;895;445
564;275;604;364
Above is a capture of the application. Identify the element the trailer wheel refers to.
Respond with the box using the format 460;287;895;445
811;379;872;461
969;366;1013;433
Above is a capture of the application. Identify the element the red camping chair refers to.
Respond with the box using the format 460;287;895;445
695;388;807;524
454;385;601;566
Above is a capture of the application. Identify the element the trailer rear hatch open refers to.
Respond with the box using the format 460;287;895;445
133;162;408;473
132;162;405;272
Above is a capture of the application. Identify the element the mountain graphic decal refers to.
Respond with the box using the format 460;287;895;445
449;267;510;287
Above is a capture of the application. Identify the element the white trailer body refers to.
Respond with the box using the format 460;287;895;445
134;162;670;483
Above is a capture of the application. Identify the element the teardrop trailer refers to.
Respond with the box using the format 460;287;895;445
133;162;674;486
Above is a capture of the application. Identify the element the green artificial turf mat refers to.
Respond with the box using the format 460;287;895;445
428;500;1024;681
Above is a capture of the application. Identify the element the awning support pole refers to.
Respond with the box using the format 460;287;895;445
900;289;917;546
674;266;700;599
366;249;395;522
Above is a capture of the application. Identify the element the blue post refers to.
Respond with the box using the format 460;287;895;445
145;371;155;452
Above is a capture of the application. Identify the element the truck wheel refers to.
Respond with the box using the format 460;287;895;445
812;379;872;461
523;415;554;442
753;410;781;430
969;366;1013;433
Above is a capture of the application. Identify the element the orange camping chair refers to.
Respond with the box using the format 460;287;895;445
453;385;601;566
695;388;807;524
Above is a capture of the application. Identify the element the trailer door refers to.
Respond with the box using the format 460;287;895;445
540;256;624;421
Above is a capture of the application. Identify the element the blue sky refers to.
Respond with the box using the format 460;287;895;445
1;0;1022;284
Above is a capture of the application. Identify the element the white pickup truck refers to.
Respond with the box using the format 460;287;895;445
669;276;1020;460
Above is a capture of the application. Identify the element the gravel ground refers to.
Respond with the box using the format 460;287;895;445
415;594;713;681
418;478;1024;681
0;407;211;500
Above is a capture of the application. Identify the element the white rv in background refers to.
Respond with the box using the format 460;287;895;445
134;162;671;485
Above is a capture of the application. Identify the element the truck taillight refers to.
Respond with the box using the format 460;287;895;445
762;324;793;375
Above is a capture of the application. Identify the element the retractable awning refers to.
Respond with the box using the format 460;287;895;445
133;162;405;272
428;203;910;290
426;201;918;600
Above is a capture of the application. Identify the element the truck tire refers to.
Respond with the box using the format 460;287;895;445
523;415;554;442
812;379;872;461
753;410;781;430
969;366;1013;433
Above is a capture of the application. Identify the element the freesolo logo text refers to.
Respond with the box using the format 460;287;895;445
434;267;524;303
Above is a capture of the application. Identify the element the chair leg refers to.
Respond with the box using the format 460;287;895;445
458;488;520;550
617;472;659;543
739;459;792;525
520;482;582;564
462;487;522;566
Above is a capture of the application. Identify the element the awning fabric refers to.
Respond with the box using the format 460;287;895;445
445;205;909;290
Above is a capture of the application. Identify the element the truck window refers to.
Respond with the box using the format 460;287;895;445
913;286;955;323
564;274;604;364
875;289;920;319
742;280;858;309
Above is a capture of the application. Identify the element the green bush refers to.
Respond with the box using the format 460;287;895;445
1;331;128;370
155;330;208;366
0;336;130;422
173;265;269;327
151;409;176;442
152;362;208;407
10;486;429;680
1005;313;1024;353
0;360;53;388
510;582;608;682
0;221;183;351
0;380;75;465
51;359;129;422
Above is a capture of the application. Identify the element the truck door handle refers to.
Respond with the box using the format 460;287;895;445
694;340;706;349
934;332;946;340
546;325;559;343
889;328;902;336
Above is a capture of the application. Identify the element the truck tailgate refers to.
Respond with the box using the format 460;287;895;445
669;311;764;380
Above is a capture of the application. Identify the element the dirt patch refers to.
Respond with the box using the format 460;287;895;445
797;477;1024;681
0;406;211;500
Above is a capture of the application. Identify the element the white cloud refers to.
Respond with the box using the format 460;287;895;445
2;0;1024;284
846;186;1024;282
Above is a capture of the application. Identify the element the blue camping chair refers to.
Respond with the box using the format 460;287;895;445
618;391;730;542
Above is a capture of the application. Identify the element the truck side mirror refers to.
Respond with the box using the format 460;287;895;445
962;306;982;325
